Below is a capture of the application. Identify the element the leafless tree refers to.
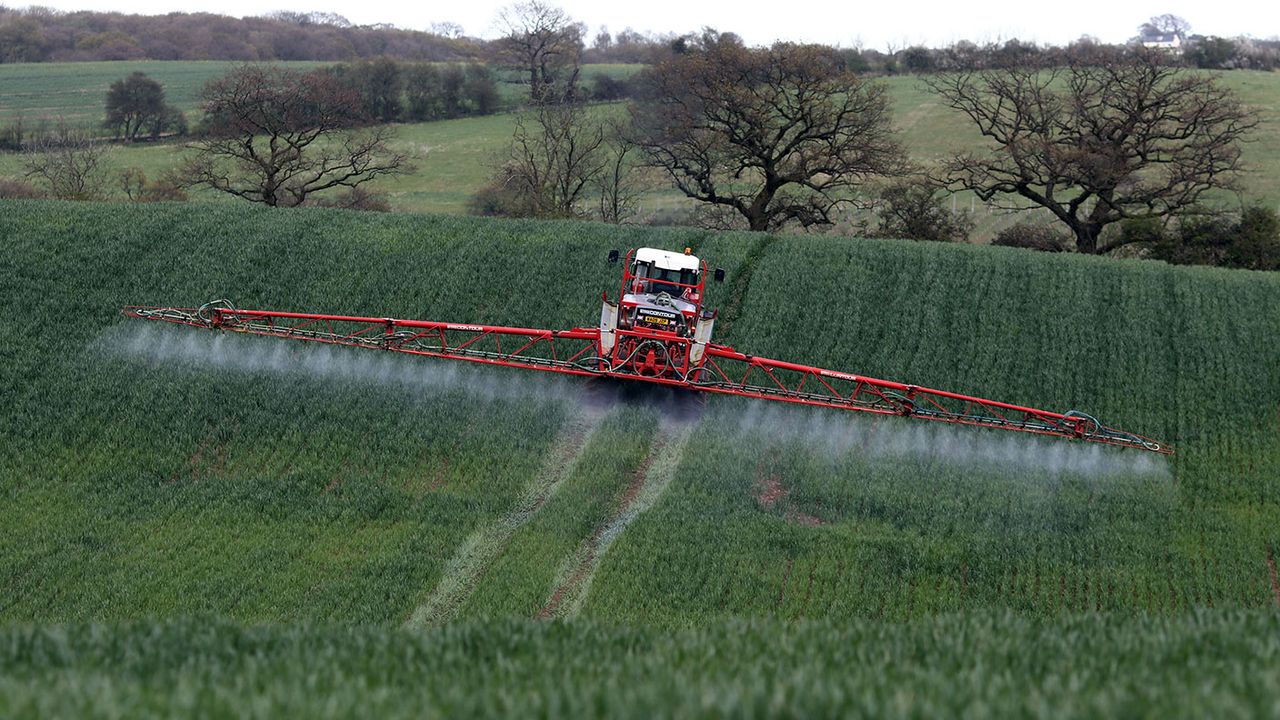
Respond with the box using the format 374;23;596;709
181;66;410;207
119;165;187;202
925;48;1258;253
494;1;585;103
595;123;646;224
498;101;608;217
1138;14;1190;41
430;21;465;39
22;122;112;200
629;41;907;232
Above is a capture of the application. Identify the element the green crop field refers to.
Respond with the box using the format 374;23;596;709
3;614;1278;718
1;199;1279;715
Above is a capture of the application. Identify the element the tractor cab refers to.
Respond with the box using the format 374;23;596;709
621;248;705;334
600;247;723;379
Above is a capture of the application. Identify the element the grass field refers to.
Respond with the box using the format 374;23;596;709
0;60;645;126
0;61;324;126
2;63;1276;228
0;198;1278;715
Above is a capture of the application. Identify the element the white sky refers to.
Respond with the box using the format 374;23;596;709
24;1;1280;48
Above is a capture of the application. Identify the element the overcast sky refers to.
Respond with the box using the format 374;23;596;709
25;1;1280;48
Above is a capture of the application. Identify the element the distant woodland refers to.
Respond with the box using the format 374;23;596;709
0;8;482;63
0;7;677;64
2;6;1279;71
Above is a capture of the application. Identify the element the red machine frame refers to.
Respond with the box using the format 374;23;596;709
124;281;1172;455
607;248;710;379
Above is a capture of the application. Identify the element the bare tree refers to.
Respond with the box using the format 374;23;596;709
1139;14;1190;41
498;101;608;217
22;122;112;200
429;21;465;39
629;41;906;232
595;120;646;224
494;1;584;103
181;66;410;207
925;48;1257;254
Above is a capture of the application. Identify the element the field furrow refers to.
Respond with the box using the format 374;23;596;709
403;408;608;628
541;419;698;620
451;407;659;620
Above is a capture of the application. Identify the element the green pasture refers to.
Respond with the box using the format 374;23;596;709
0;60;646;126
2;64;1276;227
0;61;323;125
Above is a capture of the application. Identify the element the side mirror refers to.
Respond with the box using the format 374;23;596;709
714;268;726;283
608;249;620;264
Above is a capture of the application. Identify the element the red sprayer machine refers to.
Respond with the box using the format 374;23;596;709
124;247;1170;454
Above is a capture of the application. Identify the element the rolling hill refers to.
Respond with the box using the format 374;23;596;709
1;199;1278;715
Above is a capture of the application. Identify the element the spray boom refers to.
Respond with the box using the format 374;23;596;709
123;248;1171;455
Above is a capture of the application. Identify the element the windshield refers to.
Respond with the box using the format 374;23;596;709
631;261;699;296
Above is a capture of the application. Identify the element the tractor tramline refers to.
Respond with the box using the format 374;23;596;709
124;247;1171;455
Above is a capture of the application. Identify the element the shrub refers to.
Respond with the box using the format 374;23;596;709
874;179;973;242
0;177;46;199
312;186;391;212
1152;207;1280;271
992;222;1071;252
119;167;188;202
589;73;632;101
467;172;535;218
1116;217;1168;247
1227;206;1280;271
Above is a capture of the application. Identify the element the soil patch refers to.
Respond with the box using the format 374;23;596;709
752;463;826;527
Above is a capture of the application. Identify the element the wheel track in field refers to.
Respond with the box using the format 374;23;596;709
710;234;777;343
1267;543;1280;607
402;408;609;629
536;420;697;620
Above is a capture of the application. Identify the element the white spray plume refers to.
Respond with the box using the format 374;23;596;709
102;324;1168;480
726;399;1171;480
102;322;593;407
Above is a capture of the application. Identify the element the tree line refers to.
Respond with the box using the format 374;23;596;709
840;36;1280;75
0;8;478;63
4;5;1279;72
0;58;512;152
2;3;1275;270
470;6;1273;270
325;60;501;123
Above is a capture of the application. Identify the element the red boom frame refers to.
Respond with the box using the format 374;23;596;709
122;299;1171;455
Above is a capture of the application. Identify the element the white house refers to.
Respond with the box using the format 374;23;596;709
1141;32;1183;53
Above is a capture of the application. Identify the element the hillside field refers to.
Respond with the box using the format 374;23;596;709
0;60;647;126
1;61;1276;233
0;60;322;125
1;199;1278;714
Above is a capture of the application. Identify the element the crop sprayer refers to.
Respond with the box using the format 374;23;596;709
124;247;1171;454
